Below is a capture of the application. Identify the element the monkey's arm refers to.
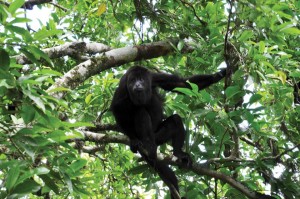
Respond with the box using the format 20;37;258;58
188;68;226;90
152;69;226;91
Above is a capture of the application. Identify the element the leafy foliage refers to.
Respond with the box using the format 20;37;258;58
0;0;299;198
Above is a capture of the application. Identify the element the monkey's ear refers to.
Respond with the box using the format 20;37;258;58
118;73;128;89
112;73;129;101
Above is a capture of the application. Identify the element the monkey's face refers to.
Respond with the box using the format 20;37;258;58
127;72;152;106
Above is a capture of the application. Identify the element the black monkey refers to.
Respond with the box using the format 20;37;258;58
111;66;226;199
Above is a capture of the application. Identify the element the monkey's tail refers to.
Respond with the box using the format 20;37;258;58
138;150;182;199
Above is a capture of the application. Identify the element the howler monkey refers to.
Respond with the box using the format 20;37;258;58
111;66;226;199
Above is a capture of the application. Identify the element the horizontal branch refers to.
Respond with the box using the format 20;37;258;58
13;42;112;65
190;164;275;199
77;129;275;199
87;124;120;132
0;0;52;10
48;39;194;98
78;129;129;145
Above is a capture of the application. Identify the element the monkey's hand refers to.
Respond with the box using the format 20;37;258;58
131;139;157;160
218;68;227;78
130;139;142;153
174;151;192;167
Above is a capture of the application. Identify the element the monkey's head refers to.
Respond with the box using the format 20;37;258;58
126;66;152;105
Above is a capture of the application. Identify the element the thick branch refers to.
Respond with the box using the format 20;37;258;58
87;124;120;132
48;39;194;98
0;0;52;10
78;129;275;199
190;164;275;199
13;42;112;65
80;130;129;145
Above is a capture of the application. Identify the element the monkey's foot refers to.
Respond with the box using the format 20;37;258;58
130;139;142;153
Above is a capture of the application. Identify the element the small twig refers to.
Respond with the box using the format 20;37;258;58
224;0;233;56
49;2;68;12
240;136;264;151
178;0;207;26
0;0;51;9
263;143;300;161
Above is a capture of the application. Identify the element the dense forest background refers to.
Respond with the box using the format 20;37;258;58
0;0;299;198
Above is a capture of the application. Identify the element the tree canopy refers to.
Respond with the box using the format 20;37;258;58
0;0;299;198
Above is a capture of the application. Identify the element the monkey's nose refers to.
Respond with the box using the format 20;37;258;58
133;83;144;91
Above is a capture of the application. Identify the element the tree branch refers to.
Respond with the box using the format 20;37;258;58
48;39;194;98
223;1;243;159
189;163;275;199
0;0;52;10
13;41;112;65
77;129;275;199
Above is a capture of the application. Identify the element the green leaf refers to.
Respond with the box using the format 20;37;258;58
21;104;36;124
34;69;62;76
280;27;300;35
188;81;199;93
174;87;196;96
16;169;35;184
0;69;15;88
62;173;73;193
276;22;294;31
171;101;190;111
34;167;50;175
6;25;32;42
47;130;83;142
19;48;38;64
33;29;62;40
16;128;35;136
39;175;59;194
6;165;20;191
249;94;262;104
85;93;93;104
51;13;60;23
276;71;287;84
47;130;69;142
239;30;254;41
225;86;241;99
258;131;278;140
70;159;87;172
12;179;40;195
27;46;52;65
258;41;265;53
177;40;184;51
0;5;9;23
8;0;25;15
0;49;10;70
7;17;31;25
17;140;36;160
199;90;212;103
23;89;45;112
289;71;300;78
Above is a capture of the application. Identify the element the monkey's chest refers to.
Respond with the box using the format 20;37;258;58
146;103;163;130
127;103;163;128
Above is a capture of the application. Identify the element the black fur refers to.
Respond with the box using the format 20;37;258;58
111;66;226;198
